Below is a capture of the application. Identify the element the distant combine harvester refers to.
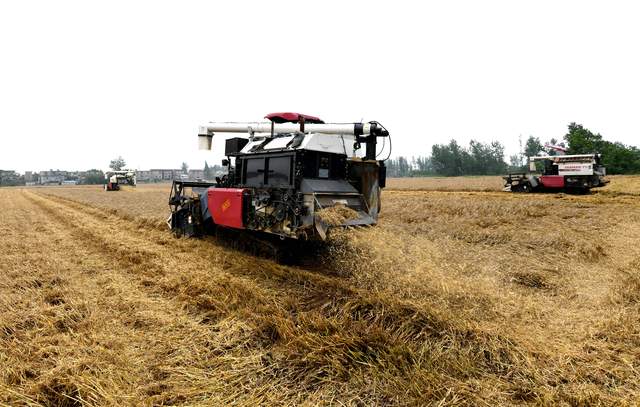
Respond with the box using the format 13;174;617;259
104;170;137;191
504;153;607;194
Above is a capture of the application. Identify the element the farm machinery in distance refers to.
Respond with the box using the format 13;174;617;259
104;170;137;191
168;112;390;246
504;154;607;193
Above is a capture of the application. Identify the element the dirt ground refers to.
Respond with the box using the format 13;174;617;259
1;176;639;405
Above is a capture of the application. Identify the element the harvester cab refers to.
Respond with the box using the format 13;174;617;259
504;154;607;193
168;113;390;242
104;170;137;191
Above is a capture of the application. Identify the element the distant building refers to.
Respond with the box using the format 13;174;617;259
17;168;212;185
136;169;182;182
136;170;155;182
148;169;181;181
24;171;36;183
188;169;205;180
0;170;23;186
38;170;67;185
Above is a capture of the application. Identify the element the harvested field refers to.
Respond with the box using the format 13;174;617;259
386;176;504;191
2;176;640;405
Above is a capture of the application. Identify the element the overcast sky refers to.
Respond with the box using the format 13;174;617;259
1;1;638;173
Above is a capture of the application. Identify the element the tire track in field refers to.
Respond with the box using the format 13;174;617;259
28;189;457;341
25;190;292;320
30;190;352;306
29;189;486;329
1;190;267;405
25;190;552;405
21;189;329;404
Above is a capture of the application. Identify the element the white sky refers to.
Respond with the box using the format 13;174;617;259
1;0;639;173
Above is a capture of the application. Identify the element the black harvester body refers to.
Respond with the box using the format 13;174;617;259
168;113;389;242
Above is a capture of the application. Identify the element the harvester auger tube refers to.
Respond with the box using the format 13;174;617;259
172;112;391;243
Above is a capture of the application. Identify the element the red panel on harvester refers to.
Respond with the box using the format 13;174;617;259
540;175;564;188
208;188;245;229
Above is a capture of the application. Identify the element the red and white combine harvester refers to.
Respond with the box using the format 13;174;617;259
168;113;390;247
504;153;607;194
104;170;137;191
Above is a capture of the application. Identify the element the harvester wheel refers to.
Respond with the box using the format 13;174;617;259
566;187;588;195
511;183;528;193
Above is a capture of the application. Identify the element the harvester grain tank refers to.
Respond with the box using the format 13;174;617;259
503;154;606;193
104;170;137;191
168;113;390;242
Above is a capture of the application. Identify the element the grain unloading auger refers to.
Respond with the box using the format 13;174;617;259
168;113;390;242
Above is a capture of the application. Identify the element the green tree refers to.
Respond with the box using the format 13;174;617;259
386;158;400;177
0;170;24;186
397;156;411;177
489;141;507;174
523;136;543;158
509;154;524;172
563;123;607;155
109;156;126;171
467;140;507;175
181;162;189;173
431;139;506;176
82;169;105;185
564;122;640;174
204;161;212;179
414;156;433;175
431;139;470;176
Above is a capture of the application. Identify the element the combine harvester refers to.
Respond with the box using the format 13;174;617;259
104;170;137;191
168;113;390;249
504;152;607;194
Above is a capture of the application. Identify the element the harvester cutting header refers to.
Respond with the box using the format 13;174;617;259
169;113;390;242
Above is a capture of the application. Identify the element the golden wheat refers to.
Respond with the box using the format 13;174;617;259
1;176;639;405
386;176;505;191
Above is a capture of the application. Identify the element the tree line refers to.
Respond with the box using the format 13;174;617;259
563;123;640;174
386;122;640;177
387;140;507;177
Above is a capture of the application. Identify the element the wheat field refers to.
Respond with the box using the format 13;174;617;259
1;176;639;405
